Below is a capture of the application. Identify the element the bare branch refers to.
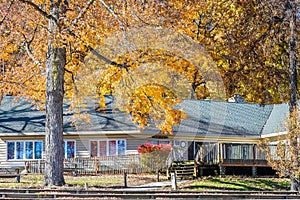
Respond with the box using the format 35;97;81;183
65;23;129;69
21;30;44;72
130;11;158;27
88;46;129;69
21;72;45;85
0;1;14;25
65;68;78;93
99;0;127;40
71;0;95;26
18;0;57;24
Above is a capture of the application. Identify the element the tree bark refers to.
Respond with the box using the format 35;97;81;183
288;0;298;113
44;2;66;186
287;0;298;192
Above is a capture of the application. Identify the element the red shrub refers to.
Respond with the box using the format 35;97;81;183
138;142;171;154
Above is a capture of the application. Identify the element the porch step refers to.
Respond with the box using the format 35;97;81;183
168;161;196;180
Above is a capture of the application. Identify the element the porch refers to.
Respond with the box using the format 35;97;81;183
191;142;271;176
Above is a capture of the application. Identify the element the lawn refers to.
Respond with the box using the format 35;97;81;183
180;176;290;191
0;173;167;189
0;174;290;191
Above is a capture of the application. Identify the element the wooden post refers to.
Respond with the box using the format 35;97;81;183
38;160;41;174
219;143;223;164
252;166;257;177
94;157;99;174
15;169;20;183
124;172;127;188
199;167;203;176
171;172;177;190
84;182;88;190
253;144;256;164
220;166;226;176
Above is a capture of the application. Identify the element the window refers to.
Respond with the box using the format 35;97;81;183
108;140;116;156
90;141;98;157
63;140;76;158
90;139;126;157
117;140;126;156
224;144;254;160
150;140;170;145
99;141;107;156
7;141;43;160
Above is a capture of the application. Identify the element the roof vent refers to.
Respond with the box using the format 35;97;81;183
228;94;244;103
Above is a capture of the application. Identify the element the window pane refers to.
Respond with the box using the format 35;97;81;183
25;142;33;159
99;141;107;156
90;141;98;157
150;140;159;145
160;141;169;144
16;142;24;159
66;141;75;158
117;140;126;155
7;142;15;160
108;140;116;156
34;141;42;159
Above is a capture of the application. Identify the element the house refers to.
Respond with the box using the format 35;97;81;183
0;95;289;176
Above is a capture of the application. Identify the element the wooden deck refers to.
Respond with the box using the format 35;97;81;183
220;159;269;167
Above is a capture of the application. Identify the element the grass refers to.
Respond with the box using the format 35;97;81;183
0;173;167;189
180;176;290;191
0;174;290;191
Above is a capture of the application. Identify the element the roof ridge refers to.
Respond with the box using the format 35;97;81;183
259;104;275;137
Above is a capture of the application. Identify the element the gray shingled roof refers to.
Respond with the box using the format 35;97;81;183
0;96;138;134
172;100;274;137
261;103;289;135
0;95;289;137
0;96;45;133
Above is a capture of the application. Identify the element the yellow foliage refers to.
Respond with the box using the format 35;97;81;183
259;110;300;180
126;83;184;134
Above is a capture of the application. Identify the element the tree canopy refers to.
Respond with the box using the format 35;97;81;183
0;0;216;185
191;0;299;104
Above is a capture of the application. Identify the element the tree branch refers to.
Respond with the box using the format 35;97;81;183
21;72;45;85
0;1;14;25
87;46;129;69
65;68;78;93
18;0;58;24
0;79;45;94
21;28;44;72
65;21;129;69
71;0;95;26
99;0;127;40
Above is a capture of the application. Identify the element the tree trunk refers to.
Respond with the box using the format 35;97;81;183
288;0;297;113
44;47;66;186
44;2;66;186
287;0;298;192
291;177;299;192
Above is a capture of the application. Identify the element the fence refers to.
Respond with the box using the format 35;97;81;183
27;154;163;175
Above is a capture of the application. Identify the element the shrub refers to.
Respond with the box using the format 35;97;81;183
137;143;171;172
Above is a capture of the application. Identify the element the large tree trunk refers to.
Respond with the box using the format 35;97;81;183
288;0;297;113
44;47;66;186
44;2;66;186
287;0;298;192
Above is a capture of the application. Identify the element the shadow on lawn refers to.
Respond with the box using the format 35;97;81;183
182;177;289;191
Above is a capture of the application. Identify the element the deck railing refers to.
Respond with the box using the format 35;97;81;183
220;159;268;166
26;154;162;175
